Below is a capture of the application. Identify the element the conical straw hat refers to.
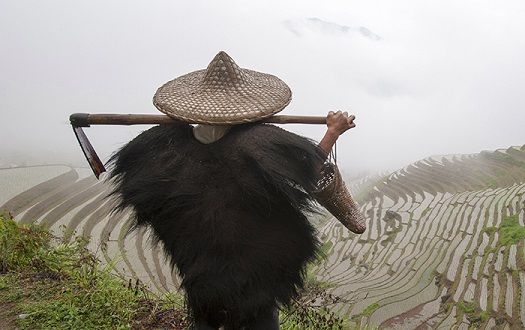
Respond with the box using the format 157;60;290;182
153;51;292;125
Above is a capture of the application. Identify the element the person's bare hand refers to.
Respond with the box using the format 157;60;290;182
318;110;356;154
326;110;356;136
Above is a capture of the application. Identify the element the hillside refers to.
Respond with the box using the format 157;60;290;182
314;145;525;329
1;144;525;329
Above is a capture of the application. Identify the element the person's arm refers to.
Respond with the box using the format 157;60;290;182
318;111;356;155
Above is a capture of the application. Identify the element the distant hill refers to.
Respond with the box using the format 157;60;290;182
1;144;525;329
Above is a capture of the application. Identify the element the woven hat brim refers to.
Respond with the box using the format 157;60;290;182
153;69;292;125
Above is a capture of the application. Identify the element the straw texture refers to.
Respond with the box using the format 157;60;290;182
107;123;325;327
153;51;292;125
313;163;366;234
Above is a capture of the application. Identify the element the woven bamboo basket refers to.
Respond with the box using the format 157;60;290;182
313;163;366;234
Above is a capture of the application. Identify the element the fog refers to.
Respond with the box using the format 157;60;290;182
2;0;525;175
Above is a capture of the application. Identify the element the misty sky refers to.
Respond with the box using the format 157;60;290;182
1;0;524;174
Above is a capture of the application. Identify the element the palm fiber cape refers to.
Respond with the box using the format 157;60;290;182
108;122;327;328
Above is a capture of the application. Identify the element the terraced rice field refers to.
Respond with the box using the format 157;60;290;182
315;145;525;329
1;144;525;329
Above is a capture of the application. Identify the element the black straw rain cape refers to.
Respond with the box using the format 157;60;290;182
108;122;326;328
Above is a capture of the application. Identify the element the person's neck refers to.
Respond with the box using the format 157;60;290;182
193;125;232;144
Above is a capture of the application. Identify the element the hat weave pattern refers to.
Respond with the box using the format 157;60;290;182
153;51;292;125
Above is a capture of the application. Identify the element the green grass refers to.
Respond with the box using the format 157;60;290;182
499;214;525;245
458;300;476;314
319;241;334;257
0;274;24;303
457;300;487;326
482;214;525;246
361;302;379;316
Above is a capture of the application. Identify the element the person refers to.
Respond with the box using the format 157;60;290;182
108;51;364;330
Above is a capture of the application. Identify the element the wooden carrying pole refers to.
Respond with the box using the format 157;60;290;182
70;113;327;127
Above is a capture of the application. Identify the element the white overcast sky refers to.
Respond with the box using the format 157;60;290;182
1;0;525;174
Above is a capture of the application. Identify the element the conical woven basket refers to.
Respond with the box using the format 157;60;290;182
312;163;366;234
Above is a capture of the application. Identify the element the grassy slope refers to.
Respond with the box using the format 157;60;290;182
0;213;191;330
